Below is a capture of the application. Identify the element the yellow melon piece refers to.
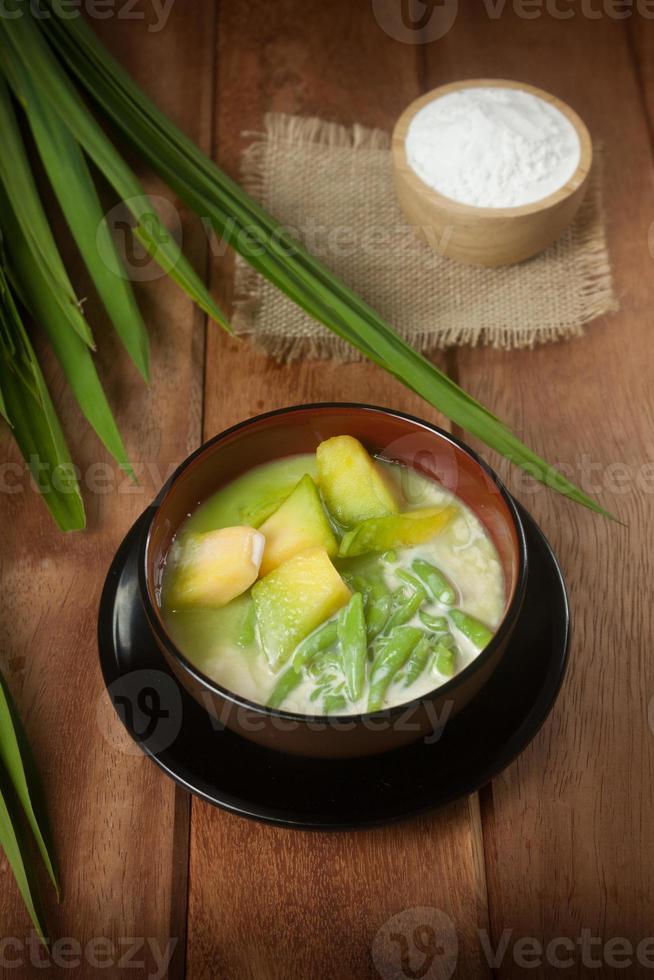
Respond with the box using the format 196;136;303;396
316;435;400;528
258;474;337;576
168;526;264;608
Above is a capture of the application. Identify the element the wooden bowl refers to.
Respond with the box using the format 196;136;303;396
392;79;593;267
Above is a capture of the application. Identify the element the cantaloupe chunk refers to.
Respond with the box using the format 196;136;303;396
316;435;400;527
252;547;350;669
339;506;456;557
167;526;265;608
258;474;337;577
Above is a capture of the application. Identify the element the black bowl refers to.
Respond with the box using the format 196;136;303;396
137;404;528;758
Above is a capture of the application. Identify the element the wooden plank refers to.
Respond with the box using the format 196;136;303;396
0;7;215;976
629;18;654;139
423;8;654;973
188;2;492;978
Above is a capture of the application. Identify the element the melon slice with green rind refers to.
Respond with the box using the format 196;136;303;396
258;474;337;576
339;506;456;557
252;547;351;669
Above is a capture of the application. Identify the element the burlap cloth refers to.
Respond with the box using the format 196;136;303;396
233;113;617;362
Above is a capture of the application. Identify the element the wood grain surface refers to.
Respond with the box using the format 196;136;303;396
1;2;652;979
0;4;216;977
424;12;654;979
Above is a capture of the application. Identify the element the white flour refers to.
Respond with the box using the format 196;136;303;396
405;86;581;208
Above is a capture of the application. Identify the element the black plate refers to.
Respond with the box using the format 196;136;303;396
98;504;569;830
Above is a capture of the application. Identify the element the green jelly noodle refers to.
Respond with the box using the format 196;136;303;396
160;451;505;715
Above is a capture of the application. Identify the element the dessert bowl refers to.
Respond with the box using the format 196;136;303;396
138;403;528;758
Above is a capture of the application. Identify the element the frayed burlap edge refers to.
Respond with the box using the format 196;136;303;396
232;112;618;363
233;113;393;363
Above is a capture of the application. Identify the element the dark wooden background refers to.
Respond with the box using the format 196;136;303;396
1;2;653;977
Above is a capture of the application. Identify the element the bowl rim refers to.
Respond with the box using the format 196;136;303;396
138;402;529;724
392;78;593;218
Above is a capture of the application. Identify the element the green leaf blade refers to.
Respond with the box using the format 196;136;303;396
0;674;59;897
1;194;133;482
0;356;86;531
0;376;9;424
0;258;85;531
0;74;94;351
3;44;150;381
0;7;229;334
0;774;49;943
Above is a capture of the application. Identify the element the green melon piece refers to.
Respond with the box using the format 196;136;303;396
252;547;351;669
258;474;337;576
339;506;456;557
316;435;400;527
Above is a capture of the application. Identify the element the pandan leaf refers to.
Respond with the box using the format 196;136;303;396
0;76;93;350
37;0;612;517
0;376;9;424
0;192;134;479
0;252;85;531
0;774;49;944
0;7;230;334
2;44;150;380
0;672;59;896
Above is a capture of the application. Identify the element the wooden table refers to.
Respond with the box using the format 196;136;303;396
1;3;653;977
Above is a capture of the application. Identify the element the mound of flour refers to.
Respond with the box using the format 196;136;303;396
405;86;581;208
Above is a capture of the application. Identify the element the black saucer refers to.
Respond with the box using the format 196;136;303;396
98;504;569;830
